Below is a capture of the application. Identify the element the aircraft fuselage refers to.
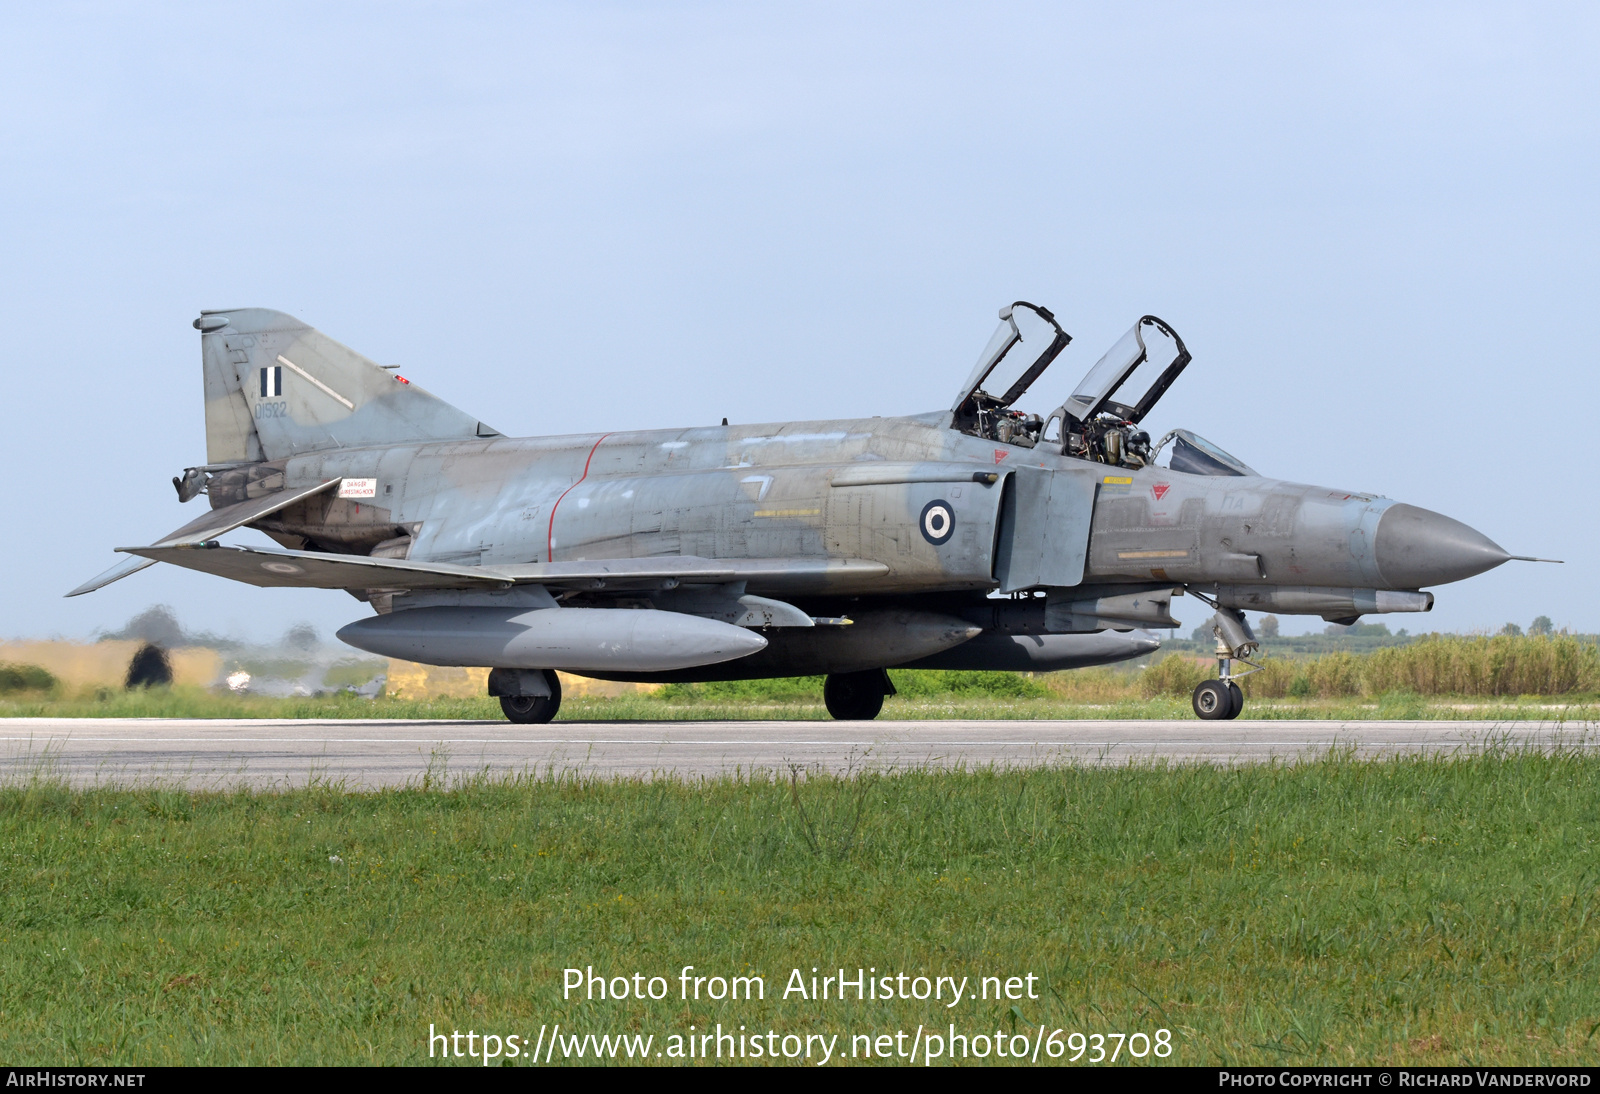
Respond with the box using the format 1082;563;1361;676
220;410;1503;606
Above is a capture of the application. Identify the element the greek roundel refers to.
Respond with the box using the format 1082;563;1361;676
259;365;282;398
920;499;955;545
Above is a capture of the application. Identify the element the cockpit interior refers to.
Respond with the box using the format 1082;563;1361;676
950;301;1255;477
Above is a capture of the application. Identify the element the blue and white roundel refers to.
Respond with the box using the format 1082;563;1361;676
920;500;955;545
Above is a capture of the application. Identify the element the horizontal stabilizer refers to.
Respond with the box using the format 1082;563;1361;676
154;479;341;546
119;543;504;590
65;479;341;597
117;543;891;594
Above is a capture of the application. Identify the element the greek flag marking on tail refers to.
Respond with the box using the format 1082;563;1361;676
277;354;355;410
199;308;493;462
259;365;282;398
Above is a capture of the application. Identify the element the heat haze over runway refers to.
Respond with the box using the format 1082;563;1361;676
0;719;1591;789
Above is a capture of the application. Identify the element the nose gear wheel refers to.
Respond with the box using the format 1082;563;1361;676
1193;677;1245;720
1193;679;1229;720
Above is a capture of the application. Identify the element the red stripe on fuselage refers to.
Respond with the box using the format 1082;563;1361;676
546;433;613;562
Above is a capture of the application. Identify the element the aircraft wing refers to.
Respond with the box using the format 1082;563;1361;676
115;543;889;594
65;556;163;598
65;479;342;596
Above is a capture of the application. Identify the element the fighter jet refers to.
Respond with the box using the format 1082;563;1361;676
69;302;1543;722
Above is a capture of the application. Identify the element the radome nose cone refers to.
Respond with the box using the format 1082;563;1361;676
1375;503;1511;588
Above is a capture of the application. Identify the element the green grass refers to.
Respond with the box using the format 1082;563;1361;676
3;681;1597;722
3;749;1600;1066
6;634;1600;722
0;687;500;721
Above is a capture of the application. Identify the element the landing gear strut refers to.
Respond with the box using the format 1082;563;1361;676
490;668;562;724
1191;609;1258;721
823;669;895;721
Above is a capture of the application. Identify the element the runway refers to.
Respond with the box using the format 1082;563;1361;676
0;717;1590;789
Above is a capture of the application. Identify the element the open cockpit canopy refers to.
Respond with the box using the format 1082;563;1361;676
949;302;1071;438
1058;316;1190;427
951;305;1197;467
946;302;1258;475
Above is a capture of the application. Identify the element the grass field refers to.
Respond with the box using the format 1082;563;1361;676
5;634;1597;722
2;683;1597;723
3;748;1598;1066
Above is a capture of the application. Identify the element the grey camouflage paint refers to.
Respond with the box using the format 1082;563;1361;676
70;307;1519;681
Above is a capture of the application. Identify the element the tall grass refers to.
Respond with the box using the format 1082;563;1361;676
1139;635;1600;700
1360;635;1600;696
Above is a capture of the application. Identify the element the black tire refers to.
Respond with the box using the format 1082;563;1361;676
823;671;886;721
499;671;561;724
1225;681;1244;720
1193;679;1232;720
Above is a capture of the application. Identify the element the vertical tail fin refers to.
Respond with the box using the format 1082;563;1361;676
196;308;499;463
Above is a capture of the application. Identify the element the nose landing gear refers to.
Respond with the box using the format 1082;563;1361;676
1191;609;1258;721
1192;676;1245;720
1192;678;1243;719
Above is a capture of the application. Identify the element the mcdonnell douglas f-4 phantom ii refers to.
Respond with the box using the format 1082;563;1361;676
70;302;1548;722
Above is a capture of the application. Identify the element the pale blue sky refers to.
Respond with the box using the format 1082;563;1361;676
2;2;1594;642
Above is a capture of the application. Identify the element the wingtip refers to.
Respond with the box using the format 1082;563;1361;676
64;555;158;597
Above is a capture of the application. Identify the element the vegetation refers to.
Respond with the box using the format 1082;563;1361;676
2;634;1598;722
0;687;507;721
2;749;1598;1066
1173;618;1595;660
1173;621;1418;657
0;663;56;695
3;686;1592;724
660;670;1050;705
1144;635;1600;701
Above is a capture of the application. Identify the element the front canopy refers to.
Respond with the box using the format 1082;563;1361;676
950;302;1071;424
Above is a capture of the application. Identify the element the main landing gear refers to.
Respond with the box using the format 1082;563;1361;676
1191;608;1259;721
823;669;896;720
490;668;562;724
